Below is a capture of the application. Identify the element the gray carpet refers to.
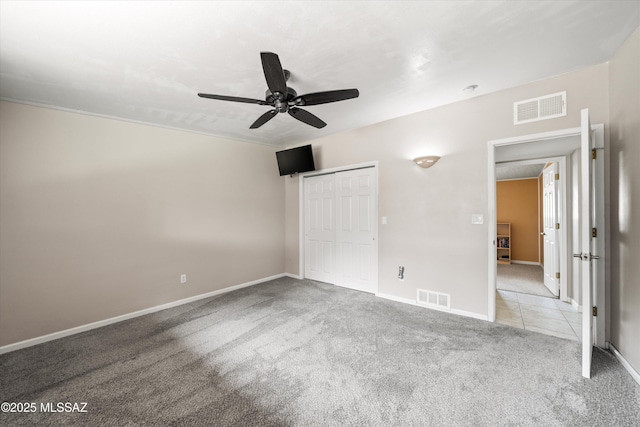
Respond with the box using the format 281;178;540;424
1;277;638;426
497;263;554;297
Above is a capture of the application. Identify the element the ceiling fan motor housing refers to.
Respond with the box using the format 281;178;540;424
266;87;298;112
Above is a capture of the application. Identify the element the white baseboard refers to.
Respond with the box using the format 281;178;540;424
376;292;415;306
570;298;582;312
375;293;488;321
0;273;286;355
511;260;542;267
285;272;303;280
609;342;640;385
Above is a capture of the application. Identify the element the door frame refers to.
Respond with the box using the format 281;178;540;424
487;125;606;349
298;161;379;291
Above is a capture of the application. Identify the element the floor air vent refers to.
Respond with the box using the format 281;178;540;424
514;91;566;125
417;289;450;310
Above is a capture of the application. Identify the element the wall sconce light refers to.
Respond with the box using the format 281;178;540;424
413;155;440;168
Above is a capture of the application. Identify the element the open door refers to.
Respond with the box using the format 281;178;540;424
542;162;560;296
578;108;595;378
488;113;605;377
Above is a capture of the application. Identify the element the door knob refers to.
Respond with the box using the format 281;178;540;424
590;254;600;260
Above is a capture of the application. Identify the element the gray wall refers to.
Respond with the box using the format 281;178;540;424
0;102;285;346
608;27;640;374
285;64;609;317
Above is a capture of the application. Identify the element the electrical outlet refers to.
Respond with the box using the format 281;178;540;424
180;274;187;284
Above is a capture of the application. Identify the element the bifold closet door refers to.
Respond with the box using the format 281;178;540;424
304;174;336;284
304;168;378;293
335;168;378;293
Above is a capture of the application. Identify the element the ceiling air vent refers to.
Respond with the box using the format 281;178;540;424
514;91;566;125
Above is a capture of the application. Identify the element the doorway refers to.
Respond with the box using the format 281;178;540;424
487;118;607;377
495;158;564;299
494;156;581;340
496;167;547;298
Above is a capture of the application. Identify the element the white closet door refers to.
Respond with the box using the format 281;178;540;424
304;174;336;283
335;167;378;293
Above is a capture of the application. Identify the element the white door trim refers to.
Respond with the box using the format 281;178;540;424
298;161;379;289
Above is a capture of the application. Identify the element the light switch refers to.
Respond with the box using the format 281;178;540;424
381;216;388;225
471;214;484;225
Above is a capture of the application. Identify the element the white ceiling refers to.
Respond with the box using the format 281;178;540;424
1;1;638;148
495;133;582;180
495;135;581;163
495;163;545;181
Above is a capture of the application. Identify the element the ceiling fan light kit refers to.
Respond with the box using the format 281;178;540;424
198;52;359;129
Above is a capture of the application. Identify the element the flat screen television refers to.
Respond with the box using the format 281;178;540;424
275;145;315;176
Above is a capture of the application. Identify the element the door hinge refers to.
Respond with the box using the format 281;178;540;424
592;306;597;317
555;173;560;180
556;223;560;230
592;148;597;159
592;227;597;238
556;272;560;279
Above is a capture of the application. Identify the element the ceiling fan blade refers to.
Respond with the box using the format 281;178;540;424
288;107;327;129
293;89;359;106
198;93;268;105
250;109;278;129
260;52;287;98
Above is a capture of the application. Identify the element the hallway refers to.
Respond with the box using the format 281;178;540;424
496;289;582;341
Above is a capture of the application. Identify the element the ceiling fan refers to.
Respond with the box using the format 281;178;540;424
198;52;359;129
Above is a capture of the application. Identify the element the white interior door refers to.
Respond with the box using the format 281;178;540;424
304;174;336;284
542;163;560;296
591;125;606;349
579;108;595;379
335;168;378;293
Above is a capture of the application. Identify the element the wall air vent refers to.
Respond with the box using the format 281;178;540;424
417;289;450;310
514;91;566;125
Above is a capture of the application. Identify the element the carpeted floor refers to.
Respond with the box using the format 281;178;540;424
1;277;638;426
497;263;554;297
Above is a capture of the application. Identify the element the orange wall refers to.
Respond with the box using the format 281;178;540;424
497;179;540;263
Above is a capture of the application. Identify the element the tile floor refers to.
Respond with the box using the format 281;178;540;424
496;290;582;341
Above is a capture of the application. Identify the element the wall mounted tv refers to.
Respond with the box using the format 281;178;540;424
275;145;316;176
